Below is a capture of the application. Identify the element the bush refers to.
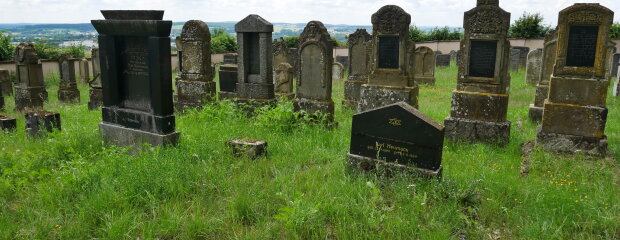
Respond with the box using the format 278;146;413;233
408;25;462;42
611;22;620;39
282;36;299;49
32;40;86;60
0;31;15;61
509;12;551;38
211;28;237;53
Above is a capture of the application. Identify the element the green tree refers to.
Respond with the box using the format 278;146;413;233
33;40;61;59
509;12;551;38
62;43;86;58
211;28;237;53
282;36;299;49
0;31;15;61
331;37;346;47
610;22;620;39
409;25;426;42
426;27;462;41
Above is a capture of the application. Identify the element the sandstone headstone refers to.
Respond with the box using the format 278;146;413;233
174;20;215;111
435;54;450;67
614;66;620;96
359;5;418;112
92;10;180;148
414;46;436;85
536;3;614;157
336;56;349;70
88;48;103;110
611;53;620;77
444;0;512;145
79;58;90;83
273;38;293;99
294;21;335;124
57;54;80;103
14;43;48;111
235;14;276;108
0;69;11;96
528;30;557;122
332;62;344;80
219;53;238;99
289;48;299;79
509;46;529;71
343;29;371;109
25;111;61;137
449;50;457;63
348;102;443;177
525;49;543;85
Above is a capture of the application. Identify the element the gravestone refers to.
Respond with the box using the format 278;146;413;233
435;54;450;67
174;20;215;110
332;62;344;80
348;102;443;177
92;10;180;148
79;58;90;83
509;46;529;71
536;3;614;157
615;66;620;96
414;46;436;85
528;30;557;122
525;49;543;85
343;29;371;109
449;50;457;63
219;53;238;99
0;69;11;96
88;48;103;110
611;53;620;77
14;42;48;111
336;56;349;70
25;111;61;137
235;14;276;108
289;48;299;79
359;5;418;111
57;54;80;103
294;21;335;124
273;38;294;99
176;36;183;73
444;0;512;145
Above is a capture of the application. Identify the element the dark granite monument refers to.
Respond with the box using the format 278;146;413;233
219;53;238;99
88;48;103;110
525;48;543;85
536;3;614;157
294;21;335;124
414;46;436;85
359;5;419;111
92;10;180;148
528;30;557;122
435;54;450;67
343;29;371;109
444;0;512;146
348;102;443;177
235;14;276;108
273;38;294;99
0;69;12;96
57;54;80;103
14;43;48;112
175;20;215;110
611;53;620;78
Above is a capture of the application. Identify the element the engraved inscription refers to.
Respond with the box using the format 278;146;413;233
367;142;418;159
378;36;399;69
120;37;151;111
388;118;402;126
469;40;497;78
566;25;598;67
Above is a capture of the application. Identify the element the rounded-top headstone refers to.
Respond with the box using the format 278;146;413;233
101;10;164;20
235;14;273;33
371;5;411;33
181;20;210;40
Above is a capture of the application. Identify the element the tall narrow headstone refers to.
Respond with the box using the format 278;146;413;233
449;50;458;63
14;43;47;111
332;62;344;80
294;21;335;123
174;20;215;110
525;49;543;85
343;29;371;109
444;0;512;145
615;66;620;96
0;69;11;96
57;54;80;103
528;30;557;122
359;5;418;111
611;53;620;77
235;14;275;108
435;54;451;67
176;36;183;73
79;58;90;83
219;54;238;99
273;38;294;99
509;46;529;71
348;102;444;177
536;4;614;157
88;48;103;110
92;10;179;148
414;46;436;85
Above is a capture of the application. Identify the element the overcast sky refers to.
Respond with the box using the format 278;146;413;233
0;0;618;26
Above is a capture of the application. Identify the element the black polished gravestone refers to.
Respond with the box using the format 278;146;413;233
566;26;599;67
469;40;498;78
377;36;400;69
348;102;444;177
92;10;180;148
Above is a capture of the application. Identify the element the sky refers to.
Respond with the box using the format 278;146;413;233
0;0;618;27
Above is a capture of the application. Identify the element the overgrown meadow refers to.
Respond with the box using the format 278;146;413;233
0;65;618;239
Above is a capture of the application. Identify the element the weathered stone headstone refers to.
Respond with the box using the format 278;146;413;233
273;38;293;99
449;50;458;63
359;5;418;111
0;69;11;96
525;49;543;85
290;48;299;79
536;3;614;157
509;46;529;71
348;102;443;177
92;10;180;148
235;14;276;108
88;48;103;110
57;54;80;103
14;43;48;111
175;36;183;73
528;30;557;122
332;62;344;80
0;82;3;110
79;58;90;83
435;54;450;67
444;0;512;145
219;53;238;99
336;56;349;70
294;21;335;123
0;114;17;131
611;53;620;77
414;46;436;85
25;111;61;136
174;20;215;110
343;29;371;109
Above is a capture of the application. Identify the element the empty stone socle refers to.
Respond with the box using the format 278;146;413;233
219;53;239;100
0;114;17;131
25;111;61;137
226;138;268;159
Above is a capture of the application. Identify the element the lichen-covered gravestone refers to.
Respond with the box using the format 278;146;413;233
348;102;444;177
79;58;90;83
444;0;512;145
273;38;294;99
528;30;557;122
414;46;436;85
343;29;371;109
57;54;80;103
509;46;529;71
219;54;238;99
89;48;103;110
359;5;418;112
0;69;11;96
235;14;276;108
536;3;614;157
294;21;335;124
332;62;344;80
525;49;543;85
435;54;450;67
175;36;183;73
174;20;215;110
92;10;180;148
14;42;48;111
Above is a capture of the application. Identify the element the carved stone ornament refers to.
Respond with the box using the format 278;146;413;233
371;5;411;34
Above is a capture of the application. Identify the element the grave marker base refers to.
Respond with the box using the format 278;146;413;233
536;127;608;157
219;91;237;100
100;123;180;149
347;153;442;178
528;105;543;123
343;80;364;110
293;98;335;124
0;115;16;131
358;85;419;112
58;89;80;103
14;86;47;112
88;88;103;110
174;80;216;111
414;76;435;85
444;117;510;146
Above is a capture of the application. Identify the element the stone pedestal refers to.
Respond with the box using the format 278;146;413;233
444;117;510;145
348;153;442;178
0;70;12;96
219;64;238;100
58;88;80;103
175;80;216;110
14;43;48;111
0;115;17;131
226;138;268;159
100;123;179;148
342;79;364;108
25;111;61;136
293;98;335;123
358;85;418;112
15;86;46;111
88;88;103;110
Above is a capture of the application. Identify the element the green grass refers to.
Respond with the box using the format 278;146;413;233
0;66;618;239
